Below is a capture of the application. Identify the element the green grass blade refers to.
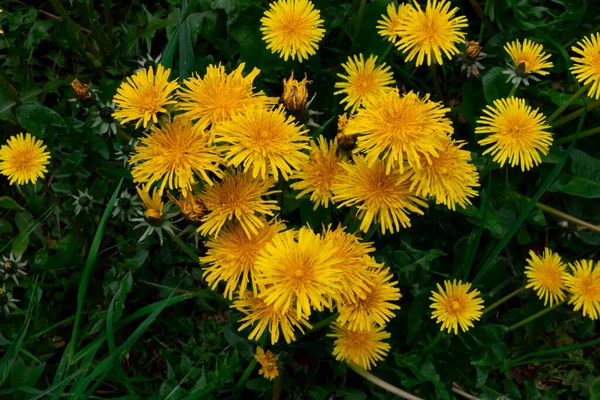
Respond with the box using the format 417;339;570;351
68;178;123;362
509;336;600;365
179;0;195;79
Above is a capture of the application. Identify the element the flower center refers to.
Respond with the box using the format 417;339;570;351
580;277;599;299
450;300;461;311
118;197;131;209
137;87;161;113
591;52;600;75
145;208;162;221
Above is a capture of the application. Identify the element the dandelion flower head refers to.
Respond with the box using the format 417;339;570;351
570;33;600;100
525;248;569;307
565;260;600;320
328;323;391;370
255;347;279;380
430;279;484;334
0;133;50;185
504;39;553;76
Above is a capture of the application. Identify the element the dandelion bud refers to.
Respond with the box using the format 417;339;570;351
281;72;310;113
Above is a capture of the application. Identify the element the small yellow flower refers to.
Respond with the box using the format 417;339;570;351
197;171;280;238
177;63;277;128
234;291;312;344
254;227;343;319
201;220;286;300
430;279;484;334
332;155;427;234
260;0;325;62
524;248;569;307
345;90;452;174
328;323;391;370
504;39;553;76
282;72;310;112
408;137;480;211
290;136;345;209
71;78;92;101
377;3;410;44
113;65;179;129
565;260;600;320
394;0;468;66
130;118;223;194
570;33;600;100
213;105;310;181
334;54;395;113
167;192;206;223
136;186;164;221
255;347;279;380
0;133;50;185
476;97;552;171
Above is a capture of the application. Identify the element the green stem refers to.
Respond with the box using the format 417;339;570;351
272;375;283;400
362;224;378;242
430;64;444;102
463;170;492;281
166;230;198;264
353;0;367;49
507;301;563;332
379;43;394;64
515;193;600;233
552;99;600;128
42;180;83;240
0;69;21;107
421;331;444;353
347;363;424;400
508;83;518;97
308;313;339;333
509;336;600;365
233;333;267;391
556;126;600;144
547;85;588;124
467;0;494;41
482;286;526;316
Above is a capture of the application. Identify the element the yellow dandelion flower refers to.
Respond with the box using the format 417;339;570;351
260;0;325;62
136;186;164;220
345;90;452;174
177;63;277;127
377;3;410;44
214;105;310;181
504;39;553;76
322;225;376;302
198;171;280;238
570;33;600;100
336;266;401;331
476;97;553;171
255;347;279;380
332;156;428;234
112;65;179;129
167;192;206;223
0;133;50;185
430;279;484;335
254;227;343;319
282;72;310;113
408;138;480;211
395;0;468;66
334;54;395;114
565;260;600;320
524;248;569;307
328;323;391;370
130;119;223;194
201;220;286;300
290;136;345;209
234;291;312;344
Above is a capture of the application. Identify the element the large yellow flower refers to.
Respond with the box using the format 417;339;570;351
201;220;286;300
113;65;179;128
408;138;480;211
130;119;222;194
524;248;569;307
177;63;277;127
332;156;427;234
328;323;391;370
260;0;325;62
430;279;484;334
377;3;410;44
214;106;310;181
255;347;279;380
322;225;376;302
334;54;395;114
0;133;50;185
198;172;280;238
254;227;342;319
476;97;553;171
504;39;553;76
345;90;452;174
290;136;345;209
336;266;401;331
570;33;600;100
394;0;468;66
234;291;312;344
565;260;600;320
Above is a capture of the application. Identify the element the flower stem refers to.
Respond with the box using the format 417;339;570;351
515;193;600;234
482;286;526;316
421;331;444;353
547;85;588;124
353;0;367;44
507;301;563;332
556;125;600;144
348;363;424;400
551;98;600;128
379;43;394;64
42;179;83;240
166;230;199;263
508;83;518;97
308;312;339;333
430;64;444;103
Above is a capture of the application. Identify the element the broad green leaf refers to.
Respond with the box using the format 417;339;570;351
0;196;25;211
482;67;512;103
16;104;66;137
554;149;600;198
10;361;46;388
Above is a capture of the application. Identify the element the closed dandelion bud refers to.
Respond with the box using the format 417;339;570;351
0;284;19;315
461;40;487;78
282;72;310;113
465;40;481;59
335;114;357;153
